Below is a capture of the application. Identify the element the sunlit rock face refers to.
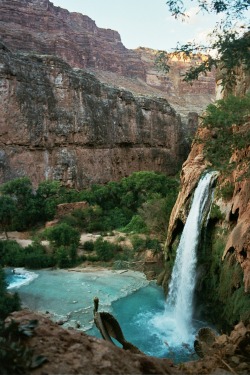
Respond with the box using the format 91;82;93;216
0;0;146;78
0;44;185;188
0;0;216;120
0;0;218;188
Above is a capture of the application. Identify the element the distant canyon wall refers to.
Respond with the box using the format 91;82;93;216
0;44;184;188
0;0;217;188
0;0;216;117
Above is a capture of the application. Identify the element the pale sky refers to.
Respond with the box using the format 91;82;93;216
51;0;223;52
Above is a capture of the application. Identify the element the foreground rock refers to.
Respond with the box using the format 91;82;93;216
7;310;177;375
6;310;250;374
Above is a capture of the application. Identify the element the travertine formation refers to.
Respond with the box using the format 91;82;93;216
165;122;250;294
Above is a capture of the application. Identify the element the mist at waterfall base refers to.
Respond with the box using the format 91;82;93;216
146;171;218;358
5;172;216;362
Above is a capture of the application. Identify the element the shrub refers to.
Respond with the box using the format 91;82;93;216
131;236;147;252
44;223;80;249
0;267;20;320
55;246;71;268
83;241;95;252
203;94;250;129
94;237;119;261
122;215;148;234
146;238;162;254
0;240;25;267
210;203;224;221
202;94;250;172
219;182;234;200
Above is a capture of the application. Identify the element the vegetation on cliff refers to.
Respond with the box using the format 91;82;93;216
201;93;250;177
157;1;250;92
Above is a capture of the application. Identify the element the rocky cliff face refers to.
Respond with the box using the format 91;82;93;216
0;0;217;187
0;43;184;188
0;0;215;118
6;309;250;375
163;69;250;328
0;0;145;78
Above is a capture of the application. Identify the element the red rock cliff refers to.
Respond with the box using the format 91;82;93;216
0;43;184;188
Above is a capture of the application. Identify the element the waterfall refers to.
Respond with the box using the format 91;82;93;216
165;171;218;342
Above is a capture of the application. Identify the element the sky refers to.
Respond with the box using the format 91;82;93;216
51;0;223;52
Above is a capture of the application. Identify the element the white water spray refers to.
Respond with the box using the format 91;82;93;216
165;171;218;341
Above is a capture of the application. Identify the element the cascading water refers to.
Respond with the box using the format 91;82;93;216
166;171;218;341
148;171;218;359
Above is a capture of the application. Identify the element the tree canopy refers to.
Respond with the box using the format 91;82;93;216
156;0;250;90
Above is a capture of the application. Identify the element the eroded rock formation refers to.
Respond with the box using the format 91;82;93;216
163;68;250;325
0;43;184;188
0;0;217;187
6;309;250;375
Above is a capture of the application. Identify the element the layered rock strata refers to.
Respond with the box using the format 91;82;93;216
0;43;184;188
0;0;145;78
0;0;216;120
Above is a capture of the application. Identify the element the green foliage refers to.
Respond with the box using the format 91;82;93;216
201;94;250;173
197;225;250;330
122;215;148;234
155;51;170;73
0;240;25;267
94;237;120;261
164;2;250;89
0;195;17;237
219;182;235;200
139;192;178;238
0;267;20;320
130;235;147;252
55;246;72;268
0;240;56;269
0;177;36;230
0;172;178;237
44;223;80;249
203;94;250;129
130;235;162;254
209;203;224;221
83;241;95;252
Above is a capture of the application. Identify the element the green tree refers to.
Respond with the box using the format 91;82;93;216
44;223;80;266
0;267;20;320
0;177;36;230
0;196;17;238
94;237;117;262
44;223;80;248
157;1;250;90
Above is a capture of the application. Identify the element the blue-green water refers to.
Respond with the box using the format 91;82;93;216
6;268;201;362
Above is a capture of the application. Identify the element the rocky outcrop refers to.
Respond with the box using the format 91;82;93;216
0;0;217;187
0;43;184;188
0;0;216;120
6;309;250;375
6;309;177;375
163;63;250;326
0;0;145;79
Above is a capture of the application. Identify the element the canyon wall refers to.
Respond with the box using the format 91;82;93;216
0;43;184;188
163;65;250;328
0;0;217;187
0;0;216;118
0;0;145;78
